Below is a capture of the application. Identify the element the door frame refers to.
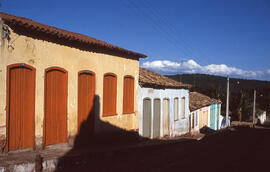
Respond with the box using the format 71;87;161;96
6;63;36;152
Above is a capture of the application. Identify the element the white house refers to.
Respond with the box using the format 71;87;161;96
138;68;191;138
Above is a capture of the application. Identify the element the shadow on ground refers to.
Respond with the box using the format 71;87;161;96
55;123;270;172
54;95;270;172
55;95;171;171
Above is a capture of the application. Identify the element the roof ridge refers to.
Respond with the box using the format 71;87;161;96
139;67;191;89
0;12;147;59
189;91;221;111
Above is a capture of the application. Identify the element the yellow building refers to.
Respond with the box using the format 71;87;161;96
0;12;146;151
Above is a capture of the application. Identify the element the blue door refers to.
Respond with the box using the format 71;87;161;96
217;104;220;129
210;105;216;130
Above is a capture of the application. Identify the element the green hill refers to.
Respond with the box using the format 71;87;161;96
166;74;270;121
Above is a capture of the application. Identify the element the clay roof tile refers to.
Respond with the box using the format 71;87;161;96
139;67;191;89
189;92;221;111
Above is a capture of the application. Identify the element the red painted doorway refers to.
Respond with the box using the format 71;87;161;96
44;67;68;146
78;70;95;134
7;63;35;151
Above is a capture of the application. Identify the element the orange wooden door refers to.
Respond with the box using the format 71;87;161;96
123;76;134;114
78;71;95;134
44;67;67;146
7;64;35;151
103;73;117;116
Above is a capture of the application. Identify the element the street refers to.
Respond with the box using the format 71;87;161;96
56;125;270;172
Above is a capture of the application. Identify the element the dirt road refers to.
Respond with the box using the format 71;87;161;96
56;126;270;172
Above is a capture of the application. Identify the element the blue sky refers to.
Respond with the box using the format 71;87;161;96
1;0;270;80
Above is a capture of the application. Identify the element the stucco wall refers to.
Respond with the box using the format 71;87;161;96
198;106;210;129
189;109;200;133
0;25;140;147
192;104;221;131
138;86;189;138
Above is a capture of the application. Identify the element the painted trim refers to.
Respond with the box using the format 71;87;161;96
45;66;68;73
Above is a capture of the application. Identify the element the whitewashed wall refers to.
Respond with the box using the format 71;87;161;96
189;109;200;134
138;86;189;138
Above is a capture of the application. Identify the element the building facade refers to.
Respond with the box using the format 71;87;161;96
0;12;146;151
138;68;191;138
189;92;221;132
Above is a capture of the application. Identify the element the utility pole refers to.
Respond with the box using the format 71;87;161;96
226;76;229;127
253;90;256;124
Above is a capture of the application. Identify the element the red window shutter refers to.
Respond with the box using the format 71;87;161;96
103;73;117;116
123;76;134;114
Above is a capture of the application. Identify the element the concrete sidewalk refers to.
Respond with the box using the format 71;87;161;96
0;133;204;172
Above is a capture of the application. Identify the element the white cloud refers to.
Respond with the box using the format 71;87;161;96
141;59;267;80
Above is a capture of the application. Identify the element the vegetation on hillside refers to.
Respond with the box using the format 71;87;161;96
167;74;270;121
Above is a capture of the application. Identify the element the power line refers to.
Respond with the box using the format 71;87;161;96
136;0;208;64
140;0;198;59
121;0;212;82
122;0;194;58
145;0;210;63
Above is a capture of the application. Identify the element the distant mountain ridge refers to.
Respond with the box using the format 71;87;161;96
166;73;270;121
166;73;270;92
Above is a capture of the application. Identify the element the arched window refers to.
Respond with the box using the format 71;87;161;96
181;97;186;119
103;73;117;116
174;98;179;121
123;75;134;114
